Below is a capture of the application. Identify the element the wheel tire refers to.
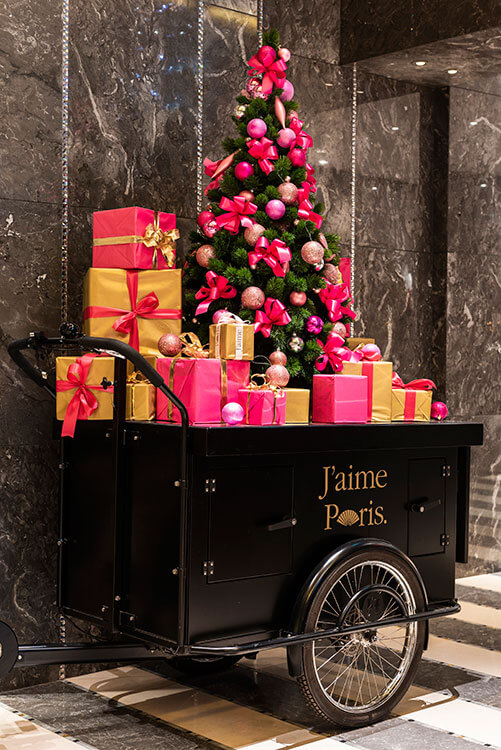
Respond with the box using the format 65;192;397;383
168;655;242;676
298;548;426;728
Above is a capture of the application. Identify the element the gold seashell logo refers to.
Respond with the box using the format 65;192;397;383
337;509;360;527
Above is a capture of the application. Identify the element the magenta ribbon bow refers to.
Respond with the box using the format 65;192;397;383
297;183;323;228
56;354;113;438
203;152;236;195
247;46;287;95
289;117;313;150
215;195;257;234
254;297;291;337
248;237;291;277
318;281;356;323
248;137;278;174
315;334;353;373
305;163;317;192
348;343;382;363
392;372;437;391
195;271;237;315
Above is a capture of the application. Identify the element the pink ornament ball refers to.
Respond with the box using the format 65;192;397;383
269;350;287;366
323;263;340;284
197;210;215;228
235;161;254;181
277;128;296;148
196;244;216;268
247;118;267;138
158;333;182;357
222;401;245;425
266;364;290;387
239;190;254;202
212;309;229;324
332;322;347;338
280;80;295;101
289;291;307;307
278;47;291;62
259;45;276;59
244;223;265;246
241;286;265;310
288;147;306;167
278;181;298;205
431;401;448;421
203;219;218;238
287;109;299;120
301;240;324;265
306;315;324;334
265;199;286;220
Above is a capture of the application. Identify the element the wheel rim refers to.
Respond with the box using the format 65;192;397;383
311;560;418;714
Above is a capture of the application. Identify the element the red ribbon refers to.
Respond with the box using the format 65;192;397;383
315;334;352;372
248;237;291;277
56;353;113;438
247;46;287;95
392;372;437;390
203;152;236;195
305;163;317;193
317;281;356;323
215;195;257;234
248;137;278;174
297;183;323;228
195;270;237;315
254;297;291;337
289;117;313;150
83;271;182;351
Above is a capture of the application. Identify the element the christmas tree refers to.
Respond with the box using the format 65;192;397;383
183;29;355;384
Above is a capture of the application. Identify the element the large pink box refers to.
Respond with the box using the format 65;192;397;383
312;374;368;423
93;206;178;270
238;388;287;425
157;358;250;424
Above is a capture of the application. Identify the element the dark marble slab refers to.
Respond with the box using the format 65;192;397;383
208;0;257;14
0;0;61;203
69;0;198;216
263;0;340;65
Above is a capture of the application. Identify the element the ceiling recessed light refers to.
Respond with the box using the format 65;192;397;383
415;61;426;66
447;69;458;75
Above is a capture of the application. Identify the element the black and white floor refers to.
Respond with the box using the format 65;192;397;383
0;572;500;750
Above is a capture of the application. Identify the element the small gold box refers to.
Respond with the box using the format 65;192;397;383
126;381;156;421
209;322;254;360
346;337;375;350
284;388;310;424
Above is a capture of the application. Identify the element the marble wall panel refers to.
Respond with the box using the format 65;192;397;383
264;0;340;65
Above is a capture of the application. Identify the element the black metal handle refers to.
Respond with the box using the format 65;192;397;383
266;517;297;531
411;498;442;513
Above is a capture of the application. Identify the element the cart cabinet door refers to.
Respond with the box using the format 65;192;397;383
408;458;446;556
208;465;294;582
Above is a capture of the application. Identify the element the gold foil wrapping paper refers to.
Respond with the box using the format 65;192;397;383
340;361;392;422
209;323;254;360
56;356;115;422
284;388;310;423
391;389;432;422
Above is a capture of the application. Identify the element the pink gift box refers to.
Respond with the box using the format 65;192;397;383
93;206;178;270
157;358;250;424
312;374;368;423
238;388;287;425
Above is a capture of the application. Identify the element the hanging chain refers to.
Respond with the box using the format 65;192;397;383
350;62;357;322
61;0;70;324
58;614;66;680
257;0;264;47
196;0;204;214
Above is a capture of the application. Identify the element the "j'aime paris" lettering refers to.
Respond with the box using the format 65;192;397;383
318;465;388;500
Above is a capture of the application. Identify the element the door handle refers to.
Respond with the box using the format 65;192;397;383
411;498;442;513
266;517;297;531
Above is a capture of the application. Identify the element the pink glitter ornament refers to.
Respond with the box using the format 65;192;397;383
246;77;265;99
288;147;306;167
222;402;245;425
280;80;295;101
289;291;307;307
277;128;296;148
234;161;254;180
203;219;218;238
158;333;182;357
431;401;448;420
306;315;324;334
301;240;324;265
332;322;347;338
212;309;229;324
265;199;286;220
244;223;265;246
265;364;290;387
277;180;299;205
241;286;265;310
247;118;267;138
239;189;255;202
197;210;214;228
269;350;287;366
323;263;340;284
278;47;291;62
196;244;216;268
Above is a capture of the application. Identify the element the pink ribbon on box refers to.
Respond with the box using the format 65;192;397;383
254;297;291;337
247;46;287;95
203;152;237;194
56;353;113;438
83;270;182;351
392;372;437;390
289;117;313;150
195;270;237;315
216;195;257;234
297;183;323;228
315;334;352;373
248;237;291;277
248;137;278;174
305;164;317;192
348;343;382;363
317;281;356;323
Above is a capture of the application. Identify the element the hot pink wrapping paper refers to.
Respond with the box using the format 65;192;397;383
238;388;287;425
156;358;250;424
93;206;177;270
312;374;367;423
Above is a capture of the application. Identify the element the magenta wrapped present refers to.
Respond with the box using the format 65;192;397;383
312;374;368;423
238;385;287;425
92;207;179;270
157;358;250;424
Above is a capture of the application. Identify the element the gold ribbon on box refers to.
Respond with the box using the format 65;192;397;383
242;373;284;425
93;212;180;269
166;333;209;421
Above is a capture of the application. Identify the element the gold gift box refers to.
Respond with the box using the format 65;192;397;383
126;353;158;378
284;388;310;424
56;356;115;422
392;389;432;422
340;361;392;422
346;337;375;351
209;322;254;360
126;381;156;421
83;268;182;356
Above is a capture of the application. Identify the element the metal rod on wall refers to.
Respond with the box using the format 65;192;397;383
257;0;263;46
61;0;70;325
196;0;204;215
350;62;357;325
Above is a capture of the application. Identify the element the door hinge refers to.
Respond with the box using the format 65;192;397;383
442;465;451;478
440;533;450;546
205;478;216;494
203;560;215;576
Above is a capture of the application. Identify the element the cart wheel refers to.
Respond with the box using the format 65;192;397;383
298;549;426;728
168;655;242;676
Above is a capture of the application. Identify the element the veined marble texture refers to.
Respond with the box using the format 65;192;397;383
264;0;340;65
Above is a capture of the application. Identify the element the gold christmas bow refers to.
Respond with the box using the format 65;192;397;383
178;332;209;359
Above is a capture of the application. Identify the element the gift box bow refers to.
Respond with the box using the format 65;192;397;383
392;372;437;390
248;237;291;277
93;211;179;268
315;333;353;372
247;46;287;95
57;353;113;438
241;373;285;423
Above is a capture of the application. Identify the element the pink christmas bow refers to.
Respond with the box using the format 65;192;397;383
392;372;437;390
195;271;237;315
318;281;356;323
348;343;382;362
203;152;236;195
56;353;113;438
248;237;291;277
297;183;323;228
305;163;317;192
216;195;257;234
315;334;352;372
248;137;278;174
289;117;313;150
247;46;287;95
254;297;291;337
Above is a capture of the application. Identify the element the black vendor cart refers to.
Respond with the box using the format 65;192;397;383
4;330;483;728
